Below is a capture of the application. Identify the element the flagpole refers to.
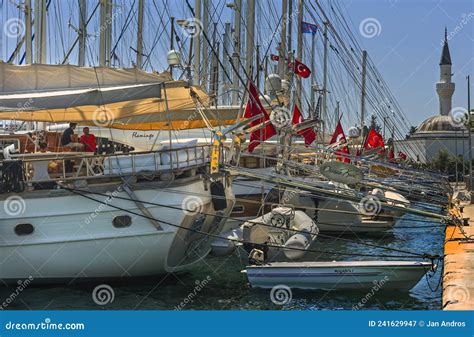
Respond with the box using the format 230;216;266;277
279;0;288;79
231;0;242;105
296;0;304;109
193;0;202;85
310;30;316;119
245;0;256;80
360;50;367;131
321;21;329;144
202;0;209;89
288;0;293;54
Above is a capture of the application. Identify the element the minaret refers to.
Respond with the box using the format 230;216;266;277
436;27;455;116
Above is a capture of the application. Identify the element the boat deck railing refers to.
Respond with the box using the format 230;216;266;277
5;144;212;184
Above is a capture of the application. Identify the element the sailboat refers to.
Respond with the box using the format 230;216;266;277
0;63;237;282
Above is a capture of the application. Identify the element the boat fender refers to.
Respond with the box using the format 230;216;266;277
210;181;227;211
283;211;319;260
284;233;310;260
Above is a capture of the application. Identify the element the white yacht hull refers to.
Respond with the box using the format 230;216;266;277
0;178;234;282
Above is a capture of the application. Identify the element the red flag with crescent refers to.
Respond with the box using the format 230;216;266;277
243;81;276;152
288;59;311;78
330;121;351;163
292;105;316;145
363;129;385;150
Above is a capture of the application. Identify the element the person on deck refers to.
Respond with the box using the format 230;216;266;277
60;123;76;146
60;123;80;173
79;127;97;153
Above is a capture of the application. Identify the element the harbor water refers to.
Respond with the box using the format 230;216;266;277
0;212;444;310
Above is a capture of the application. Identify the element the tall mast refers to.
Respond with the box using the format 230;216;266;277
99;0;107;66
106;0;113;65
278;0;288;78
193;0;201;85
360;50;367;130
321;21;329;140
309;28;316;119
136;0;144;69
287;0;293;53
211;22;219;104
78;0;87;66
255;44;260;89
245;0;255;79
99;0;112;66
25;0;32;64
202;0;209;90
232;0;242;105
34;0;47;63
296;0;303;108
169;17;175;77
223;22;231;104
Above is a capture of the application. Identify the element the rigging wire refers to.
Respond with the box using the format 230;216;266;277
63;186;445;258
66;186;441;261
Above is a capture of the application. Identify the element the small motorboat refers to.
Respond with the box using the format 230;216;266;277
210;207;319;260
243;260;433;291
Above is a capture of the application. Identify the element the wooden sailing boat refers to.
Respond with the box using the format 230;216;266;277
0;63;238;282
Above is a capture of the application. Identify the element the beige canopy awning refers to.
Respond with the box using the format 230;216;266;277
0;63;239;130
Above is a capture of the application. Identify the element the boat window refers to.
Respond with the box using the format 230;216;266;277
14;223;34;236
113;215;132;228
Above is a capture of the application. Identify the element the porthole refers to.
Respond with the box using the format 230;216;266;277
231;205;245;214
14;223;34;236
113;215;132;228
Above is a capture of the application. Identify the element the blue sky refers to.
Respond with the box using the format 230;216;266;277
341;0;474;125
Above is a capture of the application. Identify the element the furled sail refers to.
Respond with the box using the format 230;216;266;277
0;63;238;130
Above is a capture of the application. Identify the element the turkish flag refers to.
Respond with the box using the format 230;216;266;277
288;59;311;78
330;121;351;163
292;104;316;145
243;81;276;152
363;129;385;150
270;54;280;61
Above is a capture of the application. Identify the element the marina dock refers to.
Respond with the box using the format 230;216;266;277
443;201;474;310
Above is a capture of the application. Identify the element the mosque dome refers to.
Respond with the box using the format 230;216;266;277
414;115;466;134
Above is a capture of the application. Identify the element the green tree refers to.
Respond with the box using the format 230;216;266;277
405;126;417;139
429;150;469;181
369;115;382;133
